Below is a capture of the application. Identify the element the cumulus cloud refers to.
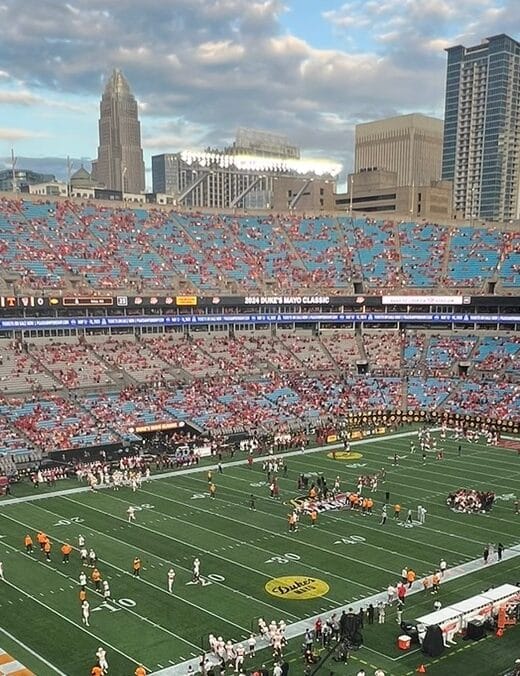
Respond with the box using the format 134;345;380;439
0;0;516;172
0;128;49;141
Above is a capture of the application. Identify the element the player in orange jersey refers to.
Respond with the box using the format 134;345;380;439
61;542;72;564
91;568;102;592
132;556;141;578
24;534;33;553
43;540;52;561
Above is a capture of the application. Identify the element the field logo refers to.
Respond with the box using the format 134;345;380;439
327;451;363;461
265;576;329;600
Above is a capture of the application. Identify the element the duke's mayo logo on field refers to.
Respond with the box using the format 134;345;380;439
326;451;363;461
265;576;329;600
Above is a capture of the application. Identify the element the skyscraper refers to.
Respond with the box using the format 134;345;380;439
355;114;444;187
442;34;520;222
92;69;145;194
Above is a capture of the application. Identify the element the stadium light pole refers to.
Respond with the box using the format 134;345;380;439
11;148;17;193
349;174;354;219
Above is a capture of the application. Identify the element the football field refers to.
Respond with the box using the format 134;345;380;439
0;431;519;676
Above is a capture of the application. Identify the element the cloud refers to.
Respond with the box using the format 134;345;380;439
0;90;41;106
196;40;245;65
0;86;89;112
0;128;49;141
143;118;214;151
0;0;516;174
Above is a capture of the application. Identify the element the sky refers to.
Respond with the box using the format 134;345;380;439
0;0;518;188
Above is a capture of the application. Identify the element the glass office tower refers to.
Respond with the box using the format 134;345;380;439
442;34;520;222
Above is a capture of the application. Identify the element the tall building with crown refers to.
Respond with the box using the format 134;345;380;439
91;69;145;194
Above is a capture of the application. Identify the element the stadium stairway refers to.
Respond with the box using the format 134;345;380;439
355;327;368;365
454;335;481;377
318;335;342;375
275;216;313;289
333;215;356;286
439;226;453;286
170;213;235;294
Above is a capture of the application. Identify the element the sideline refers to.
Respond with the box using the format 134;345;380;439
0;626;68;676
0;428;420;507
150;544;520;676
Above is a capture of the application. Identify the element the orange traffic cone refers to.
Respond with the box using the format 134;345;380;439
417;665;427;674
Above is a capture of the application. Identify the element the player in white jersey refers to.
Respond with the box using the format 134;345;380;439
102;580;111;600
225;640;235;665
216;637;226;661
81;599;90;626
79;571;87;590
88;548;97;567
78;534;85;548
167;568;176;593
247;634;256;658
96;646;108;673
272;630;283;657
234;644;245;672
269;620;277;639
127;506;136;523
192;557;200;583
80;547;88;566
258;618;268;639
112;471;122;490
208;634;217;654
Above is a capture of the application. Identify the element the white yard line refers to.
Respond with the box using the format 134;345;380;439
61;495;304;621
0;504;253;634
1;577;148;669
0;429;422;507
0;534;201;653
149;544;520;676
0;626;68;676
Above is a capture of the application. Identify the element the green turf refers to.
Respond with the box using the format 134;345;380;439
0;431;519;676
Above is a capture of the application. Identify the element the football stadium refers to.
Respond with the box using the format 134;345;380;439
1;6;520;675
0;198;518;676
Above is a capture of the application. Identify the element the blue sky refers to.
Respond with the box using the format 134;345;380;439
0;0;516;186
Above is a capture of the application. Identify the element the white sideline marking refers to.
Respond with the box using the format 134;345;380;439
0;626;68;675
149;544;520;676
0;429;421;507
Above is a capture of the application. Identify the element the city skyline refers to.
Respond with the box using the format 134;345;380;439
0;0;519;187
